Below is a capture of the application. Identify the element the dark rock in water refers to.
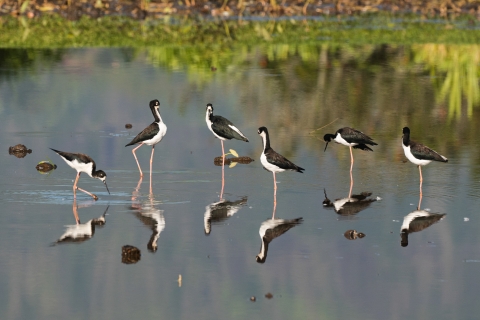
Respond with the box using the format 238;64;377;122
125;123;132;129
265;292;273;299
36;161;57;173
214;156;255;166
344;229;366;240
9;144;32;158
122;245;141;264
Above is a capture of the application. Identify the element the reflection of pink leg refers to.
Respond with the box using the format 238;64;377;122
132;176;143;202
72;199;80;224
132;143;144;177
349;146;354;172
149;146;155;195
272;196;277;219
220;140;225;199
348;169;353;198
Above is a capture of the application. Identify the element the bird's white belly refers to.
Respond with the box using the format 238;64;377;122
260;153;285;173
63;158;93;177
402;144;431;166
206;119;226;140
334;134;356;147
144;122;167;146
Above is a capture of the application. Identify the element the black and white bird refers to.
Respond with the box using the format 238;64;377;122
258;127;304;195
126;99;167;180
205;103;249;161
400;210;446;247
204;197;247;235
130;205;165;253
52;204;108;245
256;217;303;263
323;189;377;216
323;127;377;171
402;127;448;186
50;148;110;200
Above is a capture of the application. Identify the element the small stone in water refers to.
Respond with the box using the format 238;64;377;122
125;123;132;129
250;296;256;302
265;293;273;299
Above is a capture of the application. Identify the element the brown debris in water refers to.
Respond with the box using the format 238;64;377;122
265;292;273;299
122;245;141;264
344;229;366;240
125;123;133;129
9;144;32;158
36;161;57;173
214;156;254;166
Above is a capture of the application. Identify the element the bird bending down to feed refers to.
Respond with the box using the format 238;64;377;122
205;103;249;198
323;127;377;172
50;148;110;200
401;127;448;195
126;99;167;188
258;127;304;205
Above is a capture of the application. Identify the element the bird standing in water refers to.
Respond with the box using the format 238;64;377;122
205;103;248;198
323;127;377;172
401;127;448;195
258;127;304;207
50;148;110;200
126;99;167;192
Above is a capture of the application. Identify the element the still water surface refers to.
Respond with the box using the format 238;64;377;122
1;47;480;319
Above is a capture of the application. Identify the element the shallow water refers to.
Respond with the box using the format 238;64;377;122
1;46;480;319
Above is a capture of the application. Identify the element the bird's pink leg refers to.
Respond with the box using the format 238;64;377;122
220;140;225;199
73;172;98;200
348;169;354;198
349;146;354;172
132;143;144;177
418;166;423;197
72;172;80;199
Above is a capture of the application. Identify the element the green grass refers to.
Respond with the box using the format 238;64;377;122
0;14;479;48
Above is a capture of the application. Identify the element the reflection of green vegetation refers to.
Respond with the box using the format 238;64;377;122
0;48;64;79
412;44;480;120
143;43;480;123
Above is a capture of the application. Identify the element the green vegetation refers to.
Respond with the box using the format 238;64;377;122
0;14;479;48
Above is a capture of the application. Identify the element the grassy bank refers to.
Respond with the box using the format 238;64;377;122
0;14;479;48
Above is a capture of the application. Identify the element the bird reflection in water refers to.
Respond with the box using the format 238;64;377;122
323;182;378;217
129;177;165;252
256;193;303;263
204;196;247;235
52;199;108;245
400;193;446;247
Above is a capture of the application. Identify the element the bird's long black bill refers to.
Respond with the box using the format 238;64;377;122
324;142;329;152
104;181;110;194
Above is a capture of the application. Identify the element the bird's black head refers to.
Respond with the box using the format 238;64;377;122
400;231;408;247
257;126;268;135
323;134;335;152
402;127;410;135
206;103;213;116
255;255;266;264
150;100;160;108
94;170;110;195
